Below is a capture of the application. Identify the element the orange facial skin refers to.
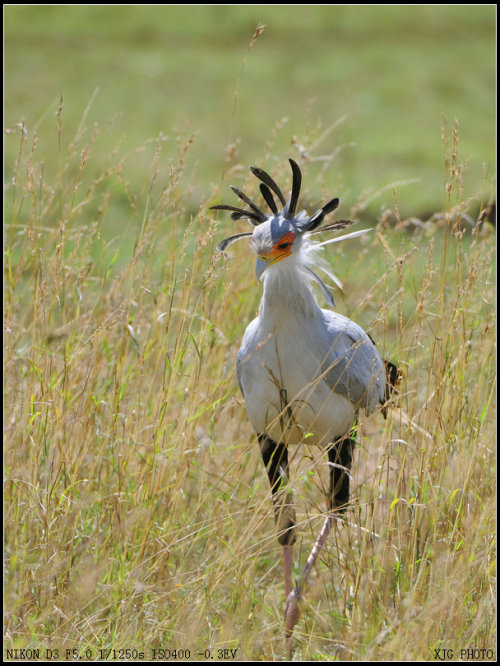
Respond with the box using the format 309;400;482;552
258;231;295;265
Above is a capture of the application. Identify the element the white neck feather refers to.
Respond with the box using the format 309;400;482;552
259;260;321;325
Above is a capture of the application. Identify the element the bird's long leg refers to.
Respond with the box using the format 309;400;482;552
258;433;296;595
283;544;293;599
328;433;354;514
284;432;355;657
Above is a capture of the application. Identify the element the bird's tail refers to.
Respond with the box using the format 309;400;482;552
382;359;403;417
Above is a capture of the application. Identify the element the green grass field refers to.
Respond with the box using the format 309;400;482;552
4;5;496;662
4;5;496;221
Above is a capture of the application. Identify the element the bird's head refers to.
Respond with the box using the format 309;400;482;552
250;215;302;281
211;159;371;306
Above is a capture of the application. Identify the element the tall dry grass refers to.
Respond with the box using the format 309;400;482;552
4;100;495;662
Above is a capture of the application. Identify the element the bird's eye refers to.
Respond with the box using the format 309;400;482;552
277;241;292;250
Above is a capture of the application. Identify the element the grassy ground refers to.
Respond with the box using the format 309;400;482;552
4;5;496;662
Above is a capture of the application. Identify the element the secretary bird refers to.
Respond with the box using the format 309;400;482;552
211;159;396;657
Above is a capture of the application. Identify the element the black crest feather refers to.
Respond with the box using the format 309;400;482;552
212;160;345;249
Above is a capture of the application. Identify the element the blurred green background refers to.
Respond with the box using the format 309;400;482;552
4;4;496;222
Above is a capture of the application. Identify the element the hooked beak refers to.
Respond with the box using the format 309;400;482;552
255;249;291;281
255;257;268;282
255;255;282;281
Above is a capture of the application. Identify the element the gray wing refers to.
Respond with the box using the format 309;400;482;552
236;347;245;397
236;316;260;399
317;310;387;414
